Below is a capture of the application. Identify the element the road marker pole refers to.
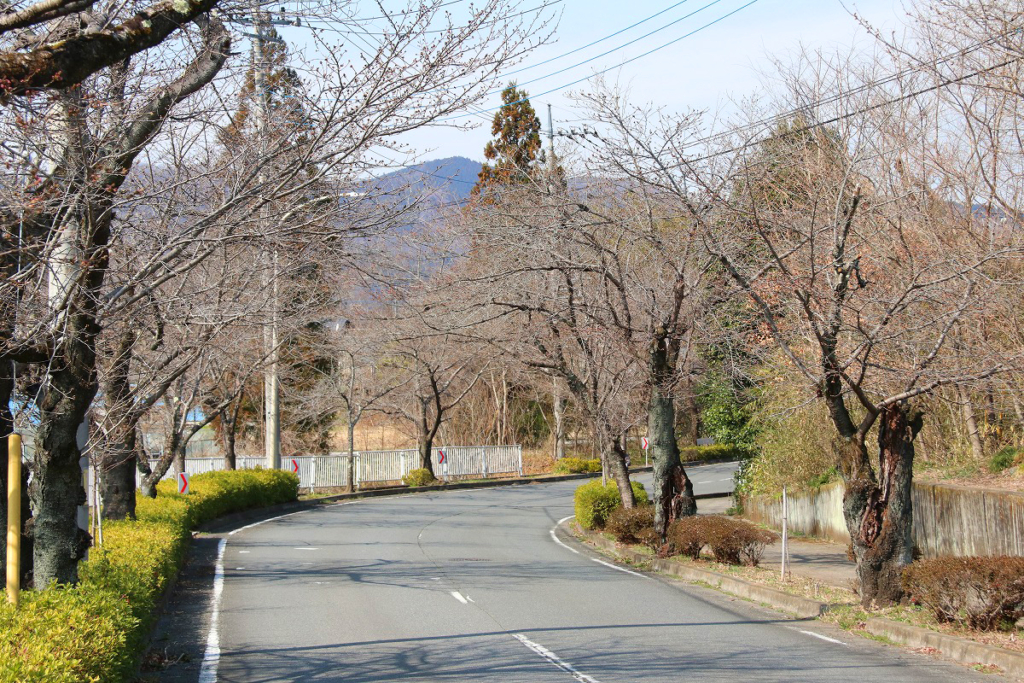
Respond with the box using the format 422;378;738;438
781;486;788;581
6;433;22;607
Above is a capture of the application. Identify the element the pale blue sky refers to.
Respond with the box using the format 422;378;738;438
426;0;907;162
281;0;910;164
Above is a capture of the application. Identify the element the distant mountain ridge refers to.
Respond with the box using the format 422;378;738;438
375;156;483;207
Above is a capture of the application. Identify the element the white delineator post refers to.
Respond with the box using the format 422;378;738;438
781;486;788;581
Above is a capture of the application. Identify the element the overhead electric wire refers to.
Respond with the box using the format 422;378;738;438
683;26;1020;152
483;0;729;97
671;53;1024;168
498;0;696;79
442;0;762;122
290;0;561;36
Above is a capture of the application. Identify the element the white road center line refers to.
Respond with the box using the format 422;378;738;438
798;629;847;645
294;547;320;551
198;538;227;683
513;634;601;683
590;557;650;579
450;591;469;604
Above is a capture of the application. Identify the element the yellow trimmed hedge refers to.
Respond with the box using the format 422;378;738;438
574;479;649;530
0;468;298;682
554;457;603;474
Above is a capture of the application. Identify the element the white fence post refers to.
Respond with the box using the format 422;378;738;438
517;445;523;477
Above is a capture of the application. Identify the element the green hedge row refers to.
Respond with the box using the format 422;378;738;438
554;457;603;474
0;468;299;683
574;479;649;530
679;443;749;463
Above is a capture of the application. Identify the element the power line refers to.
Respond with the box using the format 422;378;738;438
490;0;727;95
292;0;562;36
679;27;1021;153
498;0;696;79
669;54;1024;168
442;0;762;122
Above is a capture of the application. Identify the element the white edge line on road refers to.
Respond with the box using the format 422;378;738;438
798;629;847;645
513;634;601;683
550;515;580;555
200;500;361;680
590;557;650;579
227;509;305;536
450;591;469;604
197;538;227;683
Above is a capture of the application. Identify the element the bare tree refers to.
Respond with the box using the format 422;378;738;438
0;0;555;585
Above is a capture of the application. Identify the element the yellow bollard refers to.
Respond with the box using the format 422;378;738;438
6;432;21;608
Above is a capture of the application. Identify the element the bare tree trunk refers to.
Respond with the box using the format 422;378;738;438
605;435;635;509
842;403;919;607
222;400;239;470
346;417;356;493
649;335;696;537
418;399;436;477
553;380;566;460
957;385;984;461
99;322;138;520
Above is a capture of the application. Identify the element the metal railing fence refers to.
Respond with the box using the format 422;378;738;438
125;445;523;490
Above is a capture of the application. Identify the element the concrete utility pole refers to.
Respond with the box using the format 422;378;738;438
232;7;300;472
254;16;281;472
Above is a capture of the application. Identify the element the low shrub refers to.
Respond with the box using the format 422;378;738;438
403;468;437;487
678;444;749;464
605;505;655;545
989;445;1021;474
554;457;603;474
0;467;299;683
902;556;1024;630
666;517;709;559
574;479;649;530
665;515;777;566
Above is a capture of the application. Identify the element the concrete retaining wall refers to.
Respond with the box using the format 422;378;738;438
743;480;1024;557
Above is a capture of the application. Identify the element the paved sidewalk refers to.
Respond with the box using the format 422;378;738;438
696;496;857;589
759;536;857;589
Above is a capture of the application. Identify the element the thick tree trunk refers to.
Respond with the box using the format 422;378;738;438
649;333;696;537
957;385;984;461
418;437;434;477
599;423;635;509
650;389;696;537
842;403;919;607
99;322;138;520
33;363;95;586
99;432;137;521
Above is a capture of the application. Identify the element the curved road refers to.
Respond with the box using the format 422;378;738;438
161;463;993;682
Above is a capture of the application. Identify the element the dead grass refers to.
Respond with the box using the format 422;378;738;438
522;448;556;475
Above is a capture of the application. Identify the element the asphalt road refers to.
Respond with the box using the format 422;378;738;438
162;462;995;682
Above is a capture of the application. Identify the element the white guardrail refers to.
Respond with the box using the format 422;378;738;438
130;445;523;489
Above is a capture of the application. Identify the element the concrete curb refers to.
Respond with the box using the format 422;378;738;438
574;524;828;619
865;617;1024;678
200;463;734;534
